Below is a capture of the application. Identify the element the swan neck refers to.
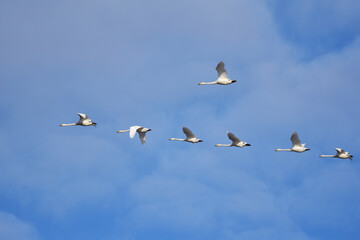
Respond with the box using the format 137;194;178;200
60;123;76;126
198;81;217;85
320;155;335;158
117;129;130;133
276;149;292;151
215;144;231;147
169;138;184;141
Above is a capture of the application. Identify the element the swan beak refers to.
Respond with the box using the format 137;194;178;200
148;129;152;131
232;80;237;83
60;124;64;126
275;149;279;152
305;148;310;151
93;122;97;127
350;155;353;160
199;140;203;142
245;143;251;146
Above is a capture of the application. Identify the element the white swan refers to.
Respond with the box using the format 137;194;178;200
60;113;97;127
198;61;237;85
117;126;151;144
169;127;203;143
215;131;251;147
320;148;353;160
275;131;310;153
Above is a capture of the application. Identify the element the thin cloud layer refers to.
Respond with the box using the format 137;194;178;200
0;0;359;239
0;212;39;240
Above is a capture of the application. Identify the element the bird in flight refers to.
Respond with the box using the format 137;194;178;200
60;113;97;127
169;127;203;143
320;148;353;160
198;61;237;85
275;131;310;153
215;131;251;147
117;126;151;144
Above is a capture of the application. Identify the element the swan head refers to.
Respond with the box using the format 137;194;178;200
349;155;353;160
92;122;97;127
198;139;203;142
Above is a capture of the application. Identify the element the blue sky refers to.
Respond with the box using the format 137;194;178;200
1;0;360;239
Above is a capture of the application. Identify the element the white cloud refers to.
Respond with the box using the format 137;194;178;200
0;212;39;240
0;0;359;239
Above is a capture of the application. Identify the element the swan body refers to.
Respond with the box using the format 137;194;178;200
275;131;310;153
60;113;97;127
198;61;237;85
169;127;203;143
215;131;251;147
117;126;151;144
320;148;353;160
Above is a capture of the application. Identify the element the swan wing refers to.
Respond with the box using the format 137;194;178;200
335;148;345;154
227;131;241;144
183;127;195;139
77;113;88;120
138;132;146;144
130;126;142;138
290;131;302;147
216;61;228;78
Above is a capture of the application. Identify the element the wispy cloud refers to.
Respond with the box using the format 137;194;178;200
0;212;39;240
0;0;359;239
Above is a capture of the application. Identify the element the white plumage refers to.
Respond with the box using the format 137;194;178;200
60;113;97;127
320;148;353;160
169;127;203;143
198;61;237;85
275;131;310;153
117;126;151;144
215;132;251;147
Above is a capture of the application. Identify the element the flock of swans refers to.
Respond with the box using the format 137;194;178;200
60;62;353;161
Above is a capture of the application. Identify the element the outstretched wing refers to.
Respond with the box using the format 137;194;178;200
77;113;88;120
216;61;228;78
335;148;345;154
130;126;142;138
290;131;302;147
139;132;146;144
227;131;241;144
183;127;195;139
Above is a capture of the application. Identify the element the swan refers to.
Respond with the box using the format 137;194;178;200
198;61;237;85
320;148;353;160
215;131;251;147
275;131;310;153
60;113;97;127
117;126;151;144
169;127;203;143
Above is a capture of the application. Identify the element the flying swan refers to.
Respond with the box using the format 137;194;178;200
60;113;97;127
117;126;151;144
169;127;203;143
275;131;310;153
215;131;251;147
198;61;237;85
320;148;353;160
